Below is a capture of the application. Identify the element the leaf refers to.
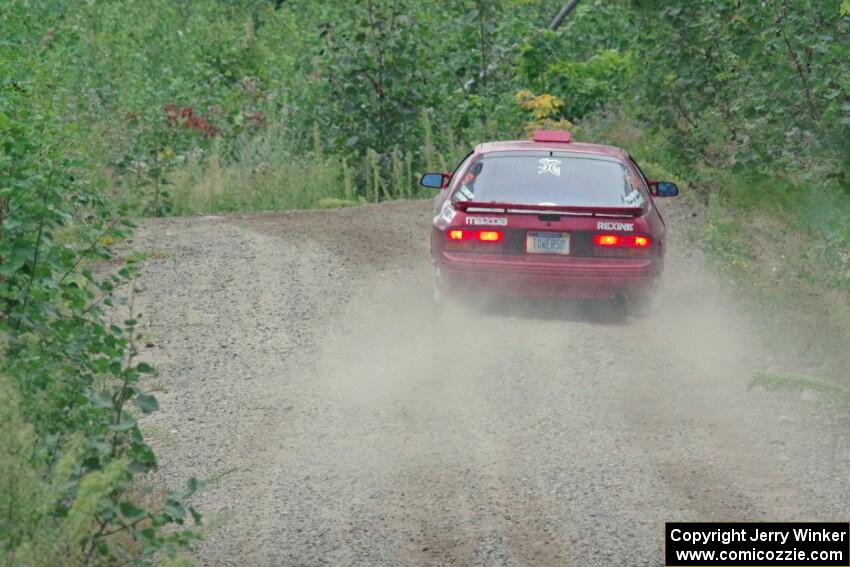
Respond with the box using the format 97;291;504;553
89;390;115;410
109;417;138;432
136;362;155;373
120;501;147;519
184;477;201;497
128;460;150;475
133;393;159;415
165;502;186;521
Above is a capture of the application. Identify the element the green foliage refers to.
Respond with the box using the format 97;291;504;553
1;1;199;564
540;49;633;120
168;142;347;213
629;0;850;178
571;1;850;303
750;370;850;401
702;169;850;295
518;1;636;121
701;193;754;274
5;0;845;214
0;0;643;213
314;0;429;157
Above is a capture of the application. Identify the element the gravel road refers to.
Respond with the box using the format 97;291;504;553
133;199;849;566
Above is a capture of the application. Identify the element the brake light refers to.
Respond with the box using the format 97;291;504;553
595;234;622;247
446;229;503;243
594;234;651;248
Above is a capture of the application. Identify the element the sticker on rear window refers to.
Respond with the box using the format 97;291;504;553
623;188;645;206
537;158;561;176
455;185;474;201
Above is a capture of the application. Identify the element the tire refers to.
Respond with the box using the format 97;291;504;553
627;279;660;318
433;283;444;306
628;294;656;317
432;265;446;307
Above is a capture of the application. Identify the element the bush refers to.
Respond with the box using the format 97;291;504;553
1;6;200;562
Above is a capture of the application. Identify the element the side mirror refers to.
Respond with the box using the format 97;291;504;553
651;181;680;197
420;172;451;189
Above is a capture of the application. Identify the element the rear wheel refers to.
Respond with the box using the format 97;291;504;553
433;283;444;306
627;279;660;318
432;265;446;307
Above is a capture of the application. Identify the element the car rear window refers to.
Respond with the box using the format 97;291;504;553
451;152;646;208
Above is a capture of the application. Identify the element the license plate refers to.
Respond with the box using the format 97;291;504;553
526;232;570;255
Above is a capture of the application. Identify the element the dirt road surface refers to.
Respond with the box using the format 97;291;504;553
134;199;849;566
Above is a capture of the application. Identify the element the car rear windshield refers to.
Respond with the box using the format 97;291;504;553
451;152;646;209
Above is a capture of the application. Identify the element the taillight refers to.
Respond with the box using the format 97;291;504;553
446;229;503;244
595;234;622;247
594;234;651;248
593;233;652;257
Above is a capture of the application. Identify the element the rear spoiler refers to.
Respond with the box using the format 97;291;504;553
453;201;645;217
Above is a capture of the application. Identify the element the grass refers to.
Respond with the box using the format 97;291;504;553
699;172;850;383
699;171;850;317
168;147;346;214
126;110;485;216
158;121;437;215
750;370;850;402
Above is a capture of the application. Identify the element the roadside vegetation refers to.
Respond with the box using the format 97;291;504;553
2;0;849;564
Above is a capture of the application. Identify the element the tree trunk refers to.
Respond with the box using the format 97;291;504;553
549;0;581;30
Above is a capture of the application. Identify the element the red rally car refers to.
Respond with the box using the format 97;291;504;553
420;130;680;311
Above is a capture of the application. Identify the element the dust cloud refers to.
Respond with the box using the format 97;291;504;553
137;201;848;566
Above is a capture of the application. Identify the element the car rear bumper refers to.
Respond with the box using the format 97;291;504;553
435;253;661;299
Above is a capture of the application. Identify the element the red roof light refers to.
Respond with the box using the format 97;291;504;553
533;130;571;143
